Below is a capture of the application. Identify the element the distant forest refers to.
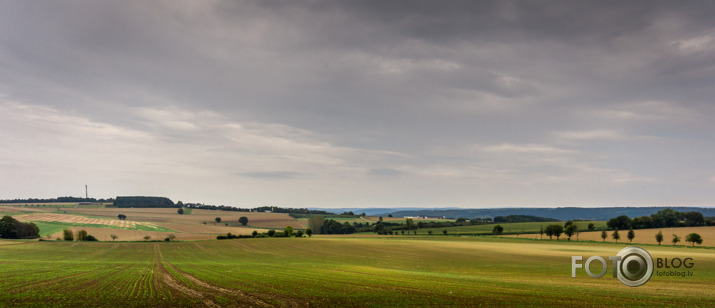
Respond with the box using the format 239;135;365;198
0;197;113;203
112;196;175;208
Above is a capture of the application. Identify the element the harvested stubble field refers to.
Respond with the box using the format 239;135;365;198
64;208;306;229
0;237;712;307
1;206;306;241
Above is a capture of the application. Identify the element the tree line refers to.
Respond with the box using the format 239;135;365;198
217;226;313;239
606;208;712;230
0;197;113;204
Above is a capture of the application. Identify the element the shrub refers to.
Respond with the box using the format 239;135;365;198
77;230;88;241
63;229;74;241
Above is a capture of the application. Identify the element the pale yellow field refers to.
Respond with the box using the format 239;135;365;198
44;226;267;241
505;226;715;246
62;208;306;229
14;213;155;228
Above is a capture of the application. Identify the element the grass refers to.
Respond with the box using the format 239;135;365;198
0;236;712;306
31;221;69;237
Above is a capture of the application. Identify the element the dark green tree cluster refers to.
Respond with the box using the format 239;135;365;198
544;224;564;240
320;219;356;234
113;196;175;208
61;229;97;241
0;216;40;239
607;209;708;230
492;225;504;235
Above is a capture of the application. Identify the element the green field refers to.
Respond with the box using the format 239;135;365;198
411;221;609;235
1;236;712;306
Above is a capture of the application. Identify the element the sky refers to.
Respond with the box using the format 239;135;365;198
1;1;714;208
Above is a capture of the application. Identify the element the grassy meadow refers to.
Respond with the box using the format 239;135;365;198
0;236;713;306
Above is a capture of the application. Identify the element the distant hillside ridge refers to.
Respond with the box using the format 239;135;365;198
369;207;715;221
493;215;559;223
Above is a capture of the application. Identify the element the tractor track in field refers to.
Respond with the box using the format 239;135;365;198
154;244;296;308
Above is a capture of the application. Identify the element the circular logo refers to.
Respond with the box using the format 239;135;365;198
616;246;653;287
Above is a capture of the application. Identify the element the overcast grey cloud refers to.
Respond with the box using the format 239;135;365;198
1;1;714;207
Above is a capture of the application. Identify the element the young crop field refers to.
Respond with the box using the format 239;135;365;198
0;236;712;306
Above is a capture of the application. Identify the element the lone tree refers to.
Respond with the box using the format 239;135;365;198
308;216;324;235
601;230;607;242
63;229;74;241
564;225;575;241
573;224;579;241
685;233;703;247
612;228;620;243
177;208;184;214
492;225;504;235
588;223;595;231
117;214;126;220
238;216;248;226
215;217;221;223
305;228;313;237
143;235;151;241
110;234;118;241
627;228;635;243
284;226;294;237
442;230;448;235
77;230;88;241
539;226;544;239
405;219;416;232
655;231;663;245
672;234;681;245
267;230;276;237
167;234;176;241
